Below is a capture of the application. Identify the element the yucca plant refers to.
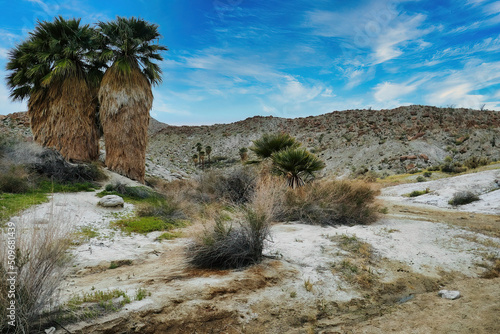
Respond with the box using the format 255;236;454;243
97;17;167;183
272;147;325;188
250;133;300;159
6;16;102;162
205;145;212;163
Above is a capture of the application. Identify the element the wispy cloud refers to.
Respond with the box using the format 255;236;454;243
373;81;418;102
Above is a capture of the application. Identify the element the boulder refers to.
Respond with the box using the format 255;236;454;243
438;290;461;300
98;195;124;208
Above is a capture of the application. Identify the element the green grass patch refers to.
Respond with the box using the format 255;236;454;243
406;188;430;197
156;231;182;241
0;192;48;224
36;180;98;193
111;216;186;234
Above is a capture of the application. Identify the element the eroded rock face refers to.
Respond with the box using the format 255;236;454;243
98;195;124;208
438;290;461;300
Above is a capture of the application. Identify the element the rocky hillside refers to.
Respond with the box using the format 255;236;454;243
147;105;500;178
2;105;500;179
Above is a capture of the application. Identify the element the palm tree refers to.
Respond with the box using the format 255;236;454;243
192;154;198;166
195;142;202;154
250;133;300;159
239;147;248;162
97;17;167;183
199;151;205;169
6;16;101;162
271;147;325;188
205;145;212;164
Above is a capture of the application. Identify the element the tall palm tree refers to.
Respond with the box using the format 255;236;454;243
205;145;212;164
6;16;101;162
97;17;167;183
199;151;206;169
192;154;199;167
271;147;325;188
239;147;248;162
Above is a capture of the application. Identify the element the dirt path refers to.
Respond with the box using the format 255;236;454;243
9;169;498;333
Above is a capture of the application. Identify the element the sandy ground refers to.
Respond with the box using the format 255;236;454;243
8;169;500;333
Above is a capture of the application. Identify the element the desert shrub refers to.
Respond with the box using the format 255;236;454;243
416;176;426;182
12;146;107;184
407;188;430;197
250;132;300;159
0;165;31;193
464;156;490;169
187;208;270;269
448;191;479;206
279;180;379;226
423;171;432;177
198;167;257;204
427;165;440;172
0;218;72;333
136;198;186;221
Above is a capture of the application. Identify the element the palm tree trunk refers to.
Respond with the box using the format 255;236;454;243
98;67;152;183
28;78;99;162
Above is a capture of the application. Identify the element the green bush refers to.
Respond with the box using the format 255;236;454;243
423;171;432;177
464;156;490;169
408;188;430;197
448;191;479;206
416;176;426;182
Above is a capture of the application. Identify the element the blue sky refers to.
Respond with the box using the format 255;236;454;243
0;0;499;125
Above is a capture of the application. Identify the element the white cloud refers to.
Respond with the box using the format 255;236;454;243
373;81;417;102
424;60;500;109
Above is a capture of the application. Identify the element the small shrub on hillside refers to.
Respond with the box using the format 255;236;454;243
187;209;270;269
416;176;425;182
423;171;432;177
448;191;480;206
279;180;379;226
464;156;490;170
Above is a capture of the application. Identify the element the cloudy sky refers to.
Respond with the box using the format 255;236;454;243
0;0;499;125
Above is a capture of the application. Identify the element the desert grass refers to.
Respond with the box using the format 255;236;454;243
0;214;73;333
279;179;379;226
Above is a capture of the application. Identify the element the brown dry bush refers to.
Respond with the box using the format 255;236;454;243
278;179;379;226
0;217;73;333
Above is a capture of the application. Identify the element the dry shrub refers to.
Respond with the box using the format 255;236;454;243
448;191;480;206
279;179;379;226
187;208;271;269
0;217;72;333
0;165;31;194
198;167;257;204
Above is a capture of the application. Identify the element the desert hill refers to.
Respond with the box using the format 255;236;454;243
147;105;500;178
2;105;500;179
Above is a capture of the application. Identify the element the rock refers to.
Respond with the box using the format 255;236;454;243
45;328;56;334
438;290;461;300
419;153;429;161
407;155;418;160
98;195;124;208
400;155;408;162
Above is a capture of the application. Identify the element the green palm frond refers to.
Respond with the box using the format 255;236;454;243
5;16;103;101
271;147;325;188
96;16;167;86
250;132;300;159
